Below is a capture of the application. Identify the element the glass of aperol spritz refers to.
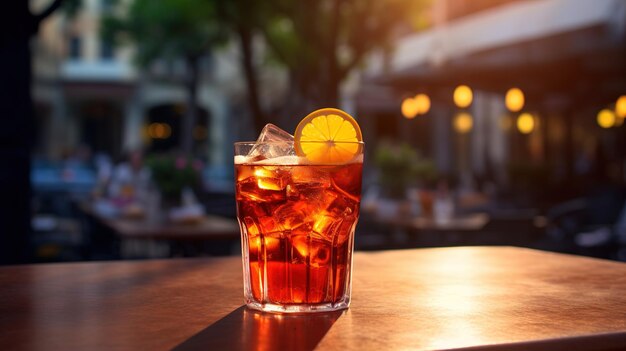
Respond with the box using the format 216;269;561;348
234;108;363;313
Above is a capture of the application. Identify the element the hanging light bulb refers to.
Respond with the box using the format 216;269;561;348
453;85;473;108
615;95;626;118
453;112;473;133
415;94;431;115
597;109;616;129
401;97;418;119
517;113;535;134
505;87;525;112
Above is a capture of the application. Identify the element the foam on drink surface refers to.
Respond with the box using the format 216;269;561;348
234;154;363;166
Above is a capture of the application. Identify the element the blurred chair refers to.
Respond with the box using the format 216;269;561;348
30;215;85;262
478;208;543;247
545;187;626;259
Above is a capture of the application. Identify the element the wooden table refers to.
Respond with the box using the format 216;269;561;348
2;247;626;350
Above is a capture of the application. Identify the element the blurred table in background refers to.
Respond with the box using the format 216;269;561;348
80;202;241;258
378;212;489;231
81;201;239;241
2;247;625;350
358;210;490;249
93;213;240;241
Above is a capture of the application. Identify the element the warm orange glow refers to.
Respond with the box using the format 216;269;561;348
505;87;524;112
193;126;208;140
454;112;473;133
517;113;535;134
141;125;150;142
415;94;431;115
616;95;626;118
597;109;616;129
148;123;172;139
401;97;419;119
453;85;473;108
423;248;487;350
499;115;513;131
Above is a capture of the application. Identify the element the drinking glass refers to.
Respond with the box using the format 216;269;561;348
234;141;363;313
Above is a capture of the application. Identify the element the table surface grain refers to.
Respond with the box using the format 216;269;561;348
1;246;626;351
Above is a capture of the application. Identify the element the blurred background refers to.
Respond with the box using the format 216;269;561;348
1;0;625;264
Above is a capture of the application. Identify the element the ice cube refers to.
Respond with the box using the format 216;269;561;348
274;203;307;230
286;184;300;200
339;216;357;243
248;124;296;159
237;177;287;202
244;216;282;254
291;233;331;267
236;166;290;203
243;216;260;236
291;166;331;188
257;216;282;234
313;215;342;238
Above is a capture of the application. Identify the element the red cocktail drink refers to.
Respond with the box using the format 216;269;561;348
235;150;362;312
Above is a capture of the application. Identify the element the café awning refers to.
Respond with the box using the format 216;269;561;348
369;0;626;102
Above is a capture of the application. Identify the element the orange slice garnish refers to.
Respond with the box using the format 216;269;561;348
294;108;362;164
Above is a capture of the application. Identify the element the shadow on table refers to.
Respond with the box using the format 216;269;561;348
172;306;343;351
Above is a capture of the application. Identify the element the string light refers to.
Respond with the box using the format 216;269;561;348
453;85;473;108
597;109;616;129
401;97;418;119
505;87;525;112
615;95;626;118
454;112;473;133
148;123;172;139
415;94;431;115
517;113;535;134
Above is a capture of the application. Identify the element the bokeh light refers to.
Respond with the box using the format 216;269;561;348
454;112;473;133
517;113;535;134
597;109;616;129
401;97;419;119
148;122;172;139
453;85;473;108
616;95;626;118
415;94;431;115
505;87;525;112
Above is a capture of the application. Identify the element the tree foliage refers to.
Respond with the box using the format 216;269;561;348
102;0;227;154
101;0;430;136
102;0;227;65
260;0;431;108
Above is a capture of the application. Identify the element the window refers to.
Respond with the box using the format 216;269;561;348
101;0;114;12
69;36;81;59
100;40;114;60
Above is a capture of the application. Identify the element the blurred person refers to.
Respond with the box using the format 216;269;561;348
107;150;151;205
60;144;93;181
433;179;454;224
92;152;114;199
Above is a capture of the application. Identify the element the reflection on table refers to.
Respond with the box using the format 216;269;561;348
2;247;626;350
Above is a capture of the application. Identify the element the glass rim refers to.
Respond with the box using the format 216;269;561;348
234;140;364;146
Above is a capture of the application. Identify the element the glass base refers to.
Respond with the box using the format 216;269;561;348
245;298;350;314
